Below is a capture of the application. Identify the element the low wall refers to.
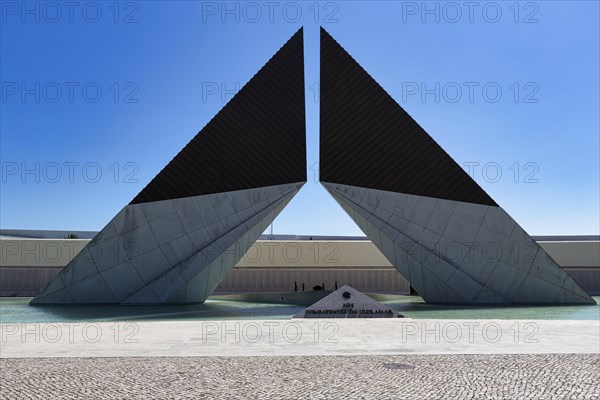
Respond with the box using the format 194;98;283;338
1;238;598;297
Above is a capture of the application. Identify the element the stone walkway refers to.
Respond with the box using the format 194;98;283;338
2;319;599;358
1;354;599;399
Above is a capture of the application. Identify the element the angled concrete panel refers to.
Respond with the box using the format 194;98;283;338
66;274;118;304
324;183;593;304
100;262;146;302
33;183;302;305
129;247;171;284
155;188;299;304
35;289;74;304
58;247;98;286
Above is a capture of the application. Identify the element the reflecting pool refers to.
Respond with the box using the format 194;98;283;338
1;296;598;323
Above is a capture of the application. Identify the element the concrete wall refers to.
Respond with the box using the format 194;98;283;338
1;239;87;296
1;238;598;297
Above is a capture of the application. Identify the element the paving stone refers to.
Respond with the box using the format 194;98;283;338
2;354;599;400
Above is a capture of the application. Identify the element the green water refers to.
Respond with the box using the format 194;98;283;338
380;296;600;320
1;296;598;323
0;297;303;323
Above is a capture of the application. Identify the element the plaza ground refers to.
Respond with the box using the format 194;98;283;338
1;298;598;398
1;354;599;399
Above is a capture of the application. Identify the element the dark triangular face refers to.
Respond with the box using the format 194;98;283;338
319;27;496;206
131;28;306;204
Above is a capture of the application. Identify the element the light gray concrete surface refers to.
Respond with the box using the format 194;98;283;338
31;183;302;305
2;354;599;400
293;285;399;318
323;183;595;305
2;238;598;297
0;319;598;358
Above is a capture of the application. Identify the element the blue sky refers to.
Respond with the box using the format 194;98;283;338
1;1;598;235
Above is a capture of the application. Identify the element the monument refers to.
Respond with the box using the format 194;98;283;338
31;27;594;306
319;28;594;305
31;29;307;304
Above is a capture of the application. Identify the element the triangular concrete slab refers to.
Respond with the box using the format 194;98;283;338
294;285;402;318
323;183;594;305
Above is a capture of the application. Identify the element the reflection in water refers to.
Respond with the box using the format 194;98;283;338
0;296;598;323
1;298;305;323
380;296;600;320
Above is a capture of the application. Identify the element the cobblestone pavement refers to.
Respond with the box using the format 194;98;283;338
1;354;599;399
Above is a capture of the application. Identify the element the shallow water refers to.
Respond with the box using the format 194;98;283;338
1;296;598;323
0;297;303;323
380;296;600;320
